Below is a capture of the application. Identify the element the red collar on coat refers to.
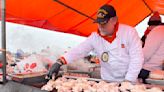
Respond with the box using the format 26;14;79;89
144;28;151;36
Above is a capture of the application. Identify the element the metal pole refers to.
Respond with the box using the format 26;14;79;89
54;0;95;21
1;0;7;84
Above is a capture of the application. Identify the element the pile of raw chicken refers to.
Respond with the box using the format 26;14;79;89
41;77;163;92
149;70;164;80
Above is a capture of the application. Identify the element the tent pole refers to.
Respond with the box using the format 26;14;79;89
54;0;95;21
1;0;7;84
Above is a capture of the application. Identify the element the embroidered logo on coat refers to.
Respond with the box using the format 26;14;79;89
101;52;109;62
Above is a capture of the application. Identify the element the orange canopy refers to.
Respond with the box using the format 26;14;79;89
1;0;164;36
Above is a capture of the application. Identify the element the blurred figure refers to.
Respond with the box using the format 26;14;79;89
141;11;162;47
15;49;25;62
6;51;16;66
139;25;164;83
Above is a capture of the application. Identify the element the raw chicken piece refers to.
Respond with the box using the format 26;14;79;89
41;84;53;91
119;82;134;91
83;86;95;92
61;86;72;92
110;86;119;92
47;80;56;86
67;78;76;82
62;81;75;88
72;86;83;92
131;89;146;92
76;78;88;83
73;82;92;92
54;80;62;85
58;77;68;82
149;70;164;80
130;85;147;92
132;84;146;91
54;77;67;87
96;81;108;89
108;82;119;86
89;87;97;92
92;82;99;89
97;88;104;92
57;89;64;92
41;80;56;91
57;85;72;92
146;87;163;92
98;81;108;85
55;85;62;90
88;81;97;86
43;78;66;91
83;90;91;92
102;85;119;92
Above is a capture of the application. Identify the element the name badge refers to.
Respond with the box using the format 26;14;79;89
101;52;109;62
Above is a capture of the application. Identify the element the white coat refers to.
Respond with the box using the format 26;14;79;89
143;26;164;71
62;24;144;82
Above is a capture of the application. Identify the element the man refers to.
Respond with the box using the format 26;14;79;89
47;4;144;83
138;12;164;83
141;11;162;47
139;25;164;83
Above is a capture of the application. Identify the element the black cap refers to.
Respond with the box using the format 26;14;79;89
94;4;116;24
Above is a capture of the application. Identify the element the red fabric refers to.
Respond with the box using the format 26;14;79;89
94;58;100;64
2;0;164;36
0;63;3;68
144;28;151;36
24;63;29;70
60;57;67;64
30;63;37;69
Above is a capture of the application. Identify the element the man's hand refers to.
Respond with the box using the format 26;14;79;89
46;59;63;80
